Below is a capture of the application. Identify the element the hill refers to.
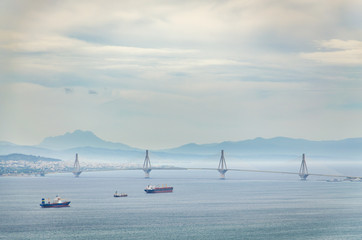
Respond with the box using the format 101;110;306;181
0;153;61;162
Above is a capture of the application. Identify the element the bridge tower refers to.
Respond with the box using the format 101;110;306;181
299;153;309;180
143;150;152;178
218;150;228;179
73;153;82;177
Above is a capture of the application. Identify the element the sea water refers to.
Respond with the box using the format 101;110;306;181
1;170;362;240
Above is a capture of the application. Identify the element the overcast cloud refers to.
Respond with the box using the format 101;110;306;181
1;0;362;149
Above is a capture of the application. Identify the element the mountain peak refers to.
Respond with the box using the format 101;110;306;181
38;130;133;151
68;130;95;136
64;129;100;139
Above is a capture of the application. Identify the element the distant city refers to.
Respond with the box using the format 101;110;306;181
0;153;142;176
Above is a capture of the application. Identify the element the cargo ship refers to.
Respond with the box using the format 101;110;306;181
114;191;128;197
40;196;71;208
144;185;173;193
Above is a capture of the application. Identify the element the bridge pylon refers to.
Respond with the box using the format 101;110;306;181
299;153;309;180
218;150;228;179
72;153;82;177
143;150;152;178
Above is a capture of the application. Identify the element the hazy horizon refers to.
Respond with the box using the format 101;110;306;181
3;129;362;151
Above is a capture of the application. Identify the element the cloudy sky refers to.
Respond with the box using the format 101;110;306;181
1;0;362;149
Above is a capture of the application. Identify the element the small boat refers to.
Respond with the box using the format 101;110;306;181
144;185;173;193
40;196;71;208
114;191;127;197
326;178;341;182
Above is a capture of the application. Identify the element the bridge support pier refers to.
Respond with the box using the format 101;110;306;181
143;169;151;178
143;150;152;178
218;150;228;179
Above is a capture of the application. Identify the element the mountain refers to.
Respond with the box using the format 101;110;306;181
1;131;362;163
38;130;136;151
0;141;18;147
165;137;362;159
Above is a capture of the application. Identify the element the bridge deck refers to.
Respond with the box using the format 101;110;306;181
125;167;361;179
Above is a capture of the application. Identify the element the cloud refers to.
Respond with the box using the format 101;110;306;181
2;1;360;84
1;0;362;148
318;39;362;50
300;39;362;65
0;30;196;56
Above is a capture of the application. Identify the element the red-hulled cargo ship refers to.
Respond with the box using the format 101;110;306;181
40;196;71;208
144;185;173;193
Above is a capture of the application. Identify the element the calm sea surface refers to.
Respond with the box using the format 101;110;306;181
1;170;362;240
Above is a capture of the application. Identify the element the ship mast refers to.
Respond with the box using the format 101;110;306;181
73;153;82;177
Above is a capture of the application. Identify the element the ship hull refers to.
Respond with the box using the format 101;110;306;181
40;201;71;208
114;194;127;197
144;187;173;193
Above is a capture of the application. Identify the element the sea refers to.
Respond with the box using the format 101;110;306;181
1;169;362;240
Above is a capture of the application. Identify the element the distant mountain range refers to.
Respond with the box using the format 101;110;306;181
168;137;362;159
1;130;362;163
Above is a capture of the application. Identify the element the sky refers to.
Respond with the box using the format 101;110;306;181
1;0;362;149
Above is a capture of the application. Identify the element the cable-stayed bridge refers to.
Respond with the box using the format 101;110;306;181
72;150;362;180
139;150;361;180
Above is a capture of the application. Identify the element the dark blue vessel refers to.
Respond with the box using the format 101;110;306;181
40;196;71;208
